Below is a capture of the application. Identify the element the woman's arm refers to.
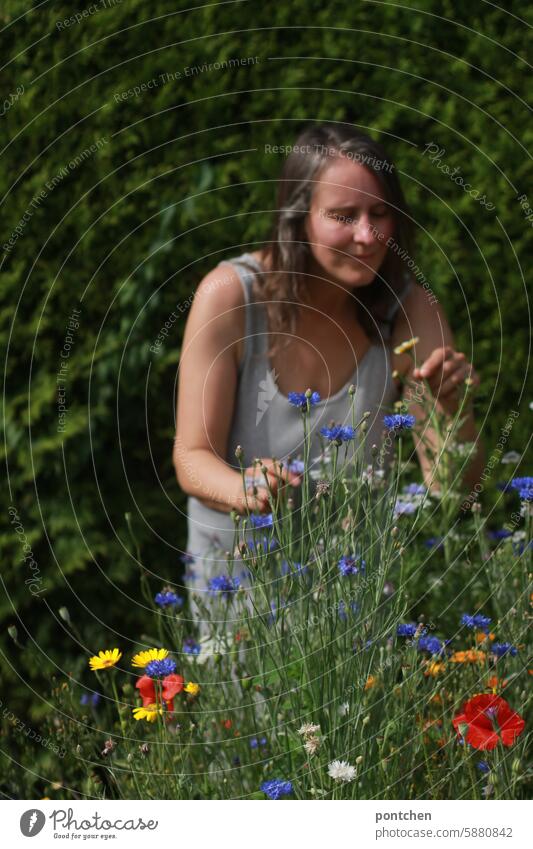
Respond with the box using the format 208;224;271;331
174;266;300;513
391;283;486;493
174;265;247;511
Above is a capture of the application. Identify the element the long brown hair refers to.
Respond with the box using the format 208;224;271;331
241;122;415;359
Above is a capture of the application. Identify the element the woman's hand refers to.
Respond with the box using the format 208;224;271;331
412;346;480;416
233;457;302;514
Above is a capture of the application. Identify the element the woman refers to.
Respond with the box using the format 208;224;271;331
173;123;483;631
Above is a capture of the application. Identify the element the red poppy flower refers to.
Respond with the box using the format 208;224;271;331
162;673;185;711
136;673;184;712
452;694;525;751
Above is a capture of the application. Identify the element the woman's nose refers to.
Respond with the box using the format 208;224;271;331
352;216;377;245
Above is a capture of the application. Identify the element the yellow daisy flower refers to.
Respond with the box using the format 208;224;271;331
184;682;201;696
88;648;122;671
132;704;163;722
393;336;419;356
131;648;169;669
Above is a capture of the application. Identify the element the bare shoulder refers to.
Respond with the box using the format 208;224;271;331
194;261;246;312
391;281;455;375
183;261;246;366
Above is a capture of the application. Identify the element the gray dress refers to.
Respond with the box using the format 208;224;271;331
182;252;412;632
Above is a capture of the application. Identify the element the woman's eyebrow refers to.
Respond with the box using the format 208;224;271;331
326;201;388;210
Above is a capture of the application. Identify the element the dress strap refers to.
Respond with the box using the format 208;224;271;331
216;253;267;372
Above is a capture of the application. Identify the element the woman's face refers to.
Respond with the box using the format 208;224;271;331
304;156;396;288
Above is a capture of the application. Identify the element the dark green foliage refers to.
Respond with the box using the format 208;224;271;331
0;0;531;793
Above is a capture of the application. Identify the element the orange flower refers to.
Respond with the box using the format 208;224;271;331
486;675;508;692
364;675;377;691
450;650;486;664
476;632;495;644
424;662;445;677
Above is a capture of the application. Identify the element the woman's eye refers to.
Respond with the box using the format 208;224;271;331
371;208;389;218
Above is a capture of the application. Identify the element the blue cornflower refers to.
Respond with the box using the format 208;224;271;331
80;692;100;707
145;657;177;678
491;643;518;657
338;599;359;621
417;636;443;655
424;536;444;549
338;554;366;576
403;483;426;496
280;560;308;577
477;761;490;774
155;590;184;608
180;551;196;565
320;425;356;443
250;513;274;529
250;736;267;749
510;476;533;490
260;778;293;799
245;535;279;553
183;637;201;657
510;477;533;501
208;575;240;596
288;391;321;409
397;623;418;638
394;500;417;516
383;413;416;433
488;529;513;541
461;613;492;631
288;459;305;474
512;539;533;555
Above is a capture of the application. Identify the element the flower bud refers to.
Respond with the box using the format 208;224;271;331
58;606;71;624
362;715;370;726
355;755;363;764
234;445;243;460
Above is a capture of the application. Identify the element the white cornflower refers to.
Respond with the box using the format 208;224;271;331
327;759;357;783
298;722;321;738
304;736;321;756
338;701;350;716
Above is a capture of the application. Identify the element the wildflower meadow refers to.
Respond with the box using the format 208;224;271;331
17;362;530;802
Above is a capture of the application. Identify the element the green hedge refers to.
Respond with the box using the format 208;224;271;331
1;0;531;735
